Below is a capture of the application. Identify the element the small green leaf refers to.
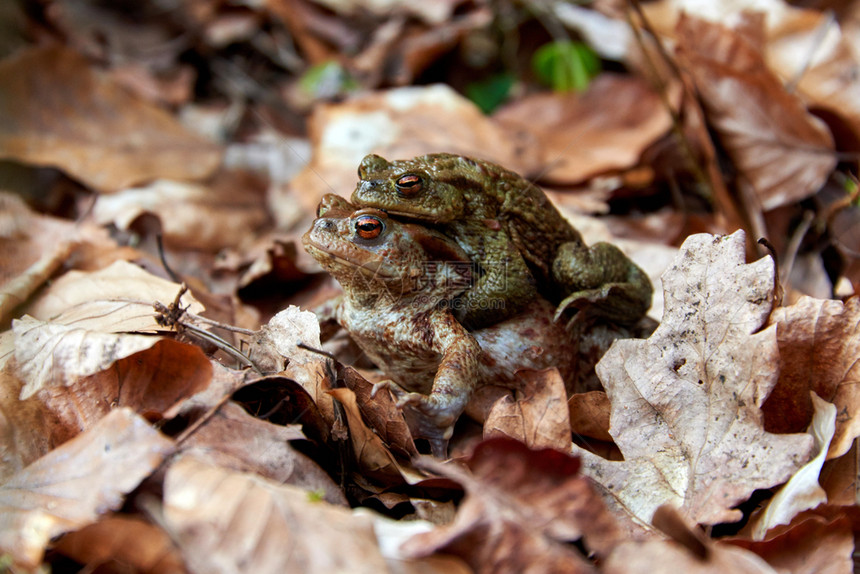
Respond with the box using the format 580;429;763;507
532;41;600;92
306;488;326;502
465;72;515;114
298;61;357;98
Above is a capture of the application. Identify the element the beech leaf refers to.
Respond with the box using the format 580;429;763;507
0;46;222;193
573;231;813;526
0;408;174;568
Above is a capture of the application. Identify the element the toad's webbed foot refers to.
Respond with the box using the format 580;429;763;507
372;380;458;458
552;241;652;326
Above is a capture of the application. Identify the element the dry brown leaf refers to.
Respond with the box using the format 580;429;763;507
38;339;213;427
726;514;854;574
91;176;269;252
284;84;541;218
0;368;72;478
180;401;348;506
340;365;417;458
573;231;813;527
53;515;186;574
483;369;571;451
251;306;337;424
749;392;835;539
0;46;222;193
0;193;140;325
163;453;388;574
764;296;860;458
22;259;203;334
0;408;174;569
568;391;612;442
494;74;675;184
675;14;836;210
13;316;165;399
329;387;428;486
820;441;859;507
402;437;621;573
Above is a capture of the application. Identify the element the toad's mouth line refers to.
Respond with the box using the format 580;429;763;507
303;240;398;280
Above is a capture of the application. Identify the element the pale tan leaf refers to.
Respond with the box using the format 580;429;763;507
483;369;571;451
573;231;813;526
364;512;472;574
750;393;835;539
92;177;268;252
0;46;222;193
605;538;779;574
0;193;139;325
23;260;203;333
764;296;860;458
494;74;675;184
0;408;174;569
676;14;836;210
163;454;388;574
13;316;162;399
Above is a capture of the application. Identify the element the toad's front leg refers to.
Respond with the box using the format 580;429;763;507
376;310;481;457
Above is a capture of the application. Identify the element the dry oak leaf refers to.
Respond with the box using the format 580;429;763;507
0;408;174;569
0;46;222;193
763;295;860;459
402;437;621;574
675;14;836;210
163;453;388;574
572;231;813;527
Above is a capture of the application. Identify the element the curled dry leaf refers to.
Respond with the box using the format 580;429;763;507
764;296;860;458
494;73;675;184
573;231;813;527
0;408;174;569
22;260;204;334
483;368;572;451
339;365;417;458
250;306;337;423
163;454;388;574
329;387;427;486
0;46;222;193
675;14;836;210
180;401;348;507
749;393;835;539
402;437;620;573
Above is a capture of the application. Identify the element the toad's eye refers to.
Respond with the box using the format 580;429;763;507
355;216;383;239
395;174;422;196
